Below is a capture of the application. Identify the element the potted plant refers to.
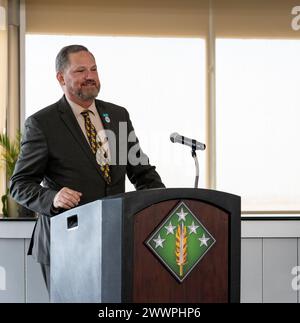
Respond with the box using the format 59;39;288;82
0;132;33;217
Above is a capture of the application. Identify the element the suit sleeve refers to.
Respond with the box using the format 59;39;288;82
125;110;165;190
9;116;57;216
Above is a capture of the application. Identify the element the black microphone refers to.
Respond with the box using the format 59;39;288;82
170;132;206;151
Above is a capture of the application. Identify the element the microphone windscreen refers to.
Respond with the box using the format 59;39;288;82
170;132;178;143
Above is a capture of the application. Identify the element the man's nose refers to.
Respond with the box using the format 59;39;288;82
84;70;93;79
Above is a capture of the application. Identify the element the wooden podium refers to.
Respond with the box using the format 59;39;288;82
50;188;240;303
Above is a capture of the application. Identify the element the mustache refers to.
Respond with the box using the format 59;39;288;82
82;80;97;86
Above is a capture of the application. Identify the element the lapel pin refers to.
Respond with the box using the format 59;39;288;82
102;113;110;123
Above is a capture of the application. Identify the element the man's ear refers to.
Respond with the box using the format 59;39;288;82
56;71;65;85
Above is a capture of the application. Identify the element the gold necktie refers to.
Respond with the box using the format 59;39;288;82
81;110;111;184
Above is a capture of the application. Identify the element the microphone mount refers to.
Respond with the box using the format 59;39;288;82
170;132;206;189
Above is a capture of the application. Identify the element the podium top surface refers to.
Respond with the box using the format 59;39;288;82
101;188;240;219
104;187;239;200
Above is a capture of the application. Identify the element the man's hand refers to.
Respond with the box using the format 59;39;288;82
53;187;82;210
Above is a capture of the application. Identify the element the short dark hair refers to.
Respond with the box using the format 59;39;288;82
55;45;90;72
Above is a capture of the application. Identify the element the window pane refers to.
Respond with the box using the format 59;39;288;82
25;35;206;190
216;39;300;211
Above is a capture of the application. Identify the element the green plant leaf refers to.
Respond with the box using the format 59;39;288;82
0;131;21;179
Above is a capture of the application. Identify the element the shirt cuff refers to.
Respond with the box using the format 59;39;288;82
50;204;61;215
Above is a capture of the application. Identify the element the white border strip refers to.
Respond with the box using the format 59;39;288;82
242;220;300;238
0;221;35;238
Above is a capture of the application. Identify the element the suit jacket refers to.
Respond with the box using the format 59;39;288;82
10;96;165;265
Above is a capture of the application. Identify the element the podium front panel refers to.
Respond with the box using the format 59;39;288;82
50;199;122;303
131;199;229;302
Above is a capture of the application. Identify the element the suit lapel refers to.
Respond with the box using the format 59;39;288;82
57;96;106;181
95;100;115;133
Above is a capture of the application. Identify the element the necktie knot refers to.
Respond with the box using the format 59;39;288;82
81;110;91;119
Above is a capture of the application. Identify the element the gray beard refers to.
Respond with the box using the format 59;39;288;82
77;87;99;100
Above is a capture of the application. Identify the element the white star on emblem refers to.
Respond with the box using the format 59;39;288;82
177;208;188;222
153;234;165;248
199;233;210;247
164;221;176;235
188;221;199;234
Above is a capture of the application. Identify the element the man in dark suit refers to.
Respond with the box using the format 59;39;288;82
10;45;165;291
